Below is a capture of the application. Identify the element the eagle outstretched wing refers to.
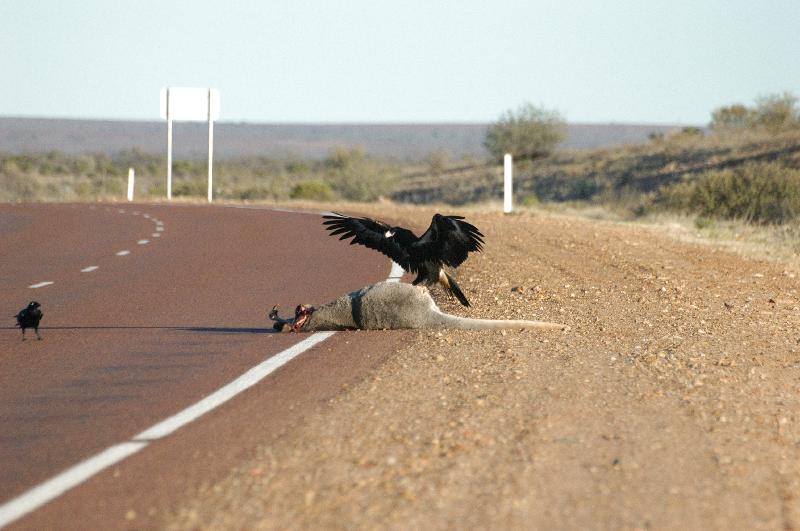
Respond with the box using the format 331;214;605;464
322;213;416;271
412;214;484;268
323;212;484;273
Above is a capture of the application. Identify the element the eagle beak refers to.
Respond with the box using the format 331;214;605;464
385;230;395;238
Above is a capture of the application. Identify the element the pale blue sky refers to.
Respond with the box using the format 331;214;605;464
1;1;798;125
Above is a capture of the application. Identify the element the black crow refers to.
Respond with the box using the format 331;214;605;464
322;212;484;306
15;301;43;340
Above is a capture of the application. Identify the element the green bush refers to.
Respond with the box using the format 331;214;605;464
325;147;395;201
484;102;566;161
710;104;754;131
0;173;42;201
710;92;799;134
234;185;275;201
660;162;800;224
290;180;334;201
753;92;800;133
172;178;207;197
519;193;540;207
425;149;450;175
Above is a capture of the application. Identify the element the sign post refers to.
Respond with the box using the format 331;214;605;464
127;167;135;201
207;88;214;202
160;87;220;202
166;88;172;200
503;153;513;213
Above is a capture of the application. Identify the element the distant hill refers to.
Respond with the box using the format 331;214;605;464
0;117;685;160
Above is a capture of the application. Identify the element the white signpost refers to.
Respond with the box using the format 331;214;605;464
503;153;513;213
127;167;135;201
159;87;220;202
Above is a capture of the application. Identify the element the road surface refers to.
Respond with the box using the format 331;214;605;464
0;202;403;529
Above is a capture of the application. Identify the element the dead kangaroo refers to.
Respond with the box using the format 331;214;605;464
269;281;568;332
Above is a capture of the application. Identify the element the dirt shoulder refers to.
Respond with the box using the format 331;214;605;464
166;205;800;530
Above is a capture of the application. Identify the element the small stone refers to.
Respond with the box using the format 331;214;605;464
304;490;316;506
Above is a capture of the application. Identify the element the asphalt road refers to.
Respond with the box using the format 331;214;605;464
0;202;401;529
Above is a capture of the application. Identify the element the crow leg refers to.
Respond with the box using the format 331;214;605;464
21;328;26;341
35;327;42;340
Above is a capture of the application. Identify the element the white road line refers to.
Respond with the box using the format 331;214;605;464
0;442;147;528
137;239;149;245
0;331;336;528
80;266;99;273
0;214;398;528
28;281;54;289
155;227;164;232
134;332;336;441
151;233;161;238
116;250;130;256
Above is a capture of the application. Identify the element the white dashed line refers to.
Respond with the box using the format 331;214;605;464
80;266;99;273
118;209;125;213
116;250;130;256
156;227;164;232
137;239;149;245
151;233;161;238
0;246;398;527
28;281;54;289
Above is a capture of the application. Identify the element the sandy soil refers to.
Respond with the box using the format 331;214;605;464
165;205;800;530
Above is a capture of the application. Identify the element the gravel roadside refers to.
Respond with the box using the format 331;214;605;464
166;206;800;530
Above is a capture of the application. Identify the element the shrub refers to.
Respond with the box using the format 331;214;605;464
710;104;754;131
753;92;800;133
484;102;566;161
235;185;274;201
425;149;450;175
710;92;800;134
0;173;42;201
325;147;396;201
290;180;334;201
172;178;207;197
519;193;540;207
660;162;800;224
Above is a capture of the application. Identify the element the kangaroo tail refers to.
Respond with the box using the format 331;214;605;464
432;311;569;331
442;271;471;307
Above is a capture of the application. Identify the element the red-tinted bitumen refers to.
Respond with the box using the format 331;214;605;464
0;203;406;528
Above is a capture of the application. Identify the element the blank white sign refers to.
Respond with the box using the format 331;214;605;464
159;87;220;121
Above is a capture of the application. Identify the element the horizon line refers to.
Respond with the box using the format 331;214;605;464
0;114;699;128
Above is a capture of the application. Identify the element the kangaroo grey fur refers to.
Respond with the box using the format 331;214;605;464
272;281;567;332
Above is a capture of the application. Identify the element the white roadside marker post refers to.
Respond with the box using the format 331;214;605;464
207;88;214;203
503;153;513;214
166;88;173;200
127;168;135;202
